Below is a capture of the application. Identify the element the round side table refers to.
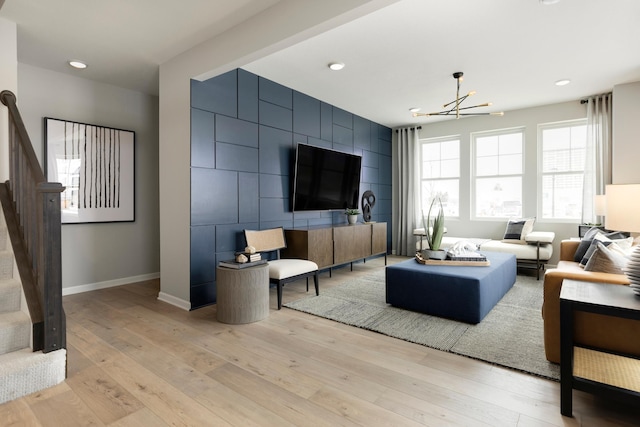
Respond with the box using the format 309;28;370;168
216;263;269;324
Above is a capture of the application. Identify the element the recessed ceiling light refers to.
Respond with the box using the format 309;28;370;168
328;62;345;71
409;107;421;113
539;0;560;5
69;60;88;69
555;79;571;86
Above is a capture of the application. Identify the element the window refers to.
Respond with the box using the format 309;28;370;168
539;120;586;220
473;128;524;218
419;137;460;217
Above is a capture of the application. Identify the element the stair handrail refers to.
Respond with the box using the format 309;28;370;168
0;90;65;353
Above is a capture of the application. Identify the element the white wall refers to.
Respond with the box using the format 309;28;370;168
612;81;640;184
0;17;17;181
396;100;587;266
17;63;160;293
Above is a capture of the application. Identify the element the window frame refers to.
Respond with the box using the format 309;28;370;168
471;127;525;221
537;118;587;223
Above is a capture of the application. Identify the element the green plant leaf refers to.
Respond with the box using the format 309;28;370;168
425;197;445;250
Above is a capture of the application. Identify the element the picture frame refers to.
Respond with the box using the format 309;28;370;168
44;117;135;224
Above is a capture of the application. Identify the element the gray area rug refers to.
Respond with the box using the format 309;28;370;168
284;268;560;381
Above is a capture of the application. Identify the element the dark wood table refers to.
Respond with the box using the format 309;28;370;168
560;279;640;416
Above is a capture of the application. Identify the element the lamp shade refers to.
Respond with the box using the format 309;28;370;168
605;184;640;232
594;194;607;216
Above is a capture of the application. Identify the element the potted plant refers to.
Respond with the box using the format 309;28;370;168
422;197;446;260
345;208;360;225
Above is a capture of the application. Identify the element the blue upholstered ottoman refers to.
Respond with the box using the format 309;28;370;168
385;251;517;324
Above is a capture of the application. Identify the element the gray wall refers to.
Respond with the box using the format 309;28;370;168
613;81;640;184
16;63;160;292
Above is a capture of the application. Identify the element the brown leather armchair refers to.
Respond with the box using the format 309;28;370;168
542;240;640;363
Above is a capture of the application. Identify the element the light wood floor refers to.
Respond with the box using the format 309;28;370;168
2;256;639;426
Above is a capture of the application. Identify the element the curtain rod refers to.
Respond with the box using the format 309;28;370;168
395;126;422;133
580;92;612;104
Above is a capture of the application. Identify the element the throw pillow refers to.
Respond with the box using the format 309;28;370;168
578;233;635;265
502;218;535;245
579;235;613;266
584;241;628;274
573;226;606;262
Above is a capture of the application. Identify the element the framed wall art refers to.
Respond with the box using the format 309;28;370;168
44;117;135;224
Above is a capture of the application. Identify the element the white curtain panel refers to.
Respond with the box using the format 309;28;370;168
393;127;420;256
582;94;612;224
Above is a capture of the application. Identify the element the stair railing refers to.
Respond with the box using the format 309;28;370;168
0;90;65;353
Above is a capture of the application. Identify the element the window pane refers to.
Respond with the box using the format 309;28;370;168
476;156;498;176
543;149;571;172
422;160;440;179
498;133;522;154
421;179;459;217
476;136;498;156
476;176;522;218
422;143;440;162
440;159;459;178
570;148;585;171
543;128;570;150
571;125;586;148
441;141;459;159
499;154;522;175
541;173;583;219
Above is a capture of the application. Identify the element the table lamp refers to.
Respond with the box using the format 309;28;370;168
594;194;606;221
605;184;640;295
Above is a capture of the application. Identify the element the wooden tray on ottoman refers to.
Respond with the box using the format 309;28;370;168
415;252;490;266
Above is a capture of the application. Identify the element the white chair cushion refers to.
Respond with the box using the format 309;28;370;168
267;259;318;280
480;240;553;261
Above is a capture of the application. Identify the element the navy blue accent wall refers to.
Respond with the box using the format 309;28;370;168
190;68;392;309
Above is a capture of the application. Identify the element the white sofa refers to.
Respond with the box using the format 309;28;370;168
414;230;555;279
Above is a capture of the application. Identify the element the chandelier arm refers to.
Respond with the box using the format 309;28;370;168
456;103;492;111
442;93;471;109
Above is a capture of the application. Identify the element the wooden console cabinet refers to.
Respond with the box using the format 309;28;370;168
282;222;387;269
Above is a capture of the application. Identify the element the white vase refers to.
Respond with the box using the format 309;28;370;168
347;214;357;225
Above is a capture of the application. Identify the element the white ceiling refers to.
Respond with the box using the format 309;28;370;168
2;0;640;128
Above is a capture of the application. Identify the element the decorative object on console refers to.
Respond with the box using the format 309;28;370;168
235;251;261;263
361;190;376;222
345;208;360;225
605;184;640;295
421;197;446;260
411;72;504;119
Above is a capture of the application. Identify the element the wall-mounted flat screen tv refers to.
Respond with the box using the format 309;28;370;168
292;144;362;211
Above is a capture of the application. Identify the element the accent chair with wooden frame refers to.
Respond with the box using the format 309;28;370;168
244;227;319;309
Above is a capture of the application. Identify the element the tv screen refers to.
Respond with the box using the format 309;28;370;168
292;144;362;211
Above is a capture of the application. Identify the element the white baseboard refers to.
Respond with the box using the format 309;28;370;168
157;292;191;311
62;272;160;296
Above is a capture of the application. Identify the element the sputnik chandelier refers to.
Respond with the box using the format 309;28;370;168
412;72;504;119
